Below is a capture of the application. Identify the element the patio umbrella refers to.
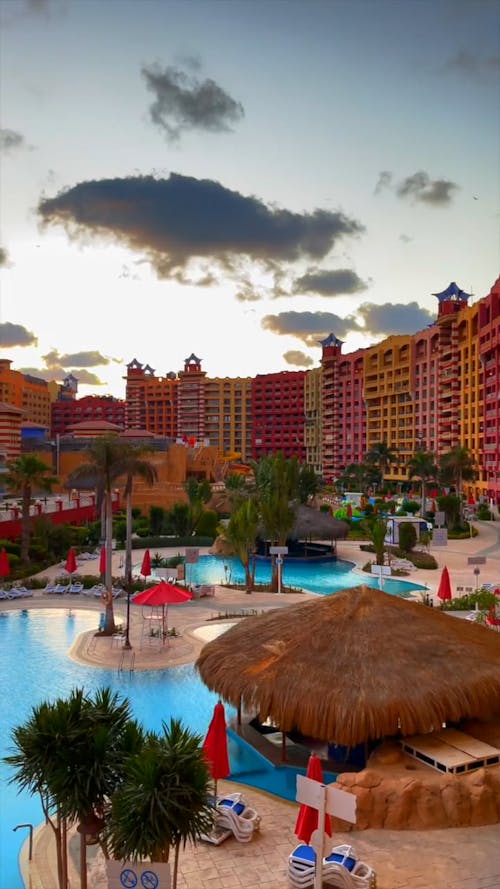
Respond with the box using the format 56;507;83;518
437;566;452;602
294;754;332;844
140;549;151;579
132;580;192;642
99;546;106;577
65;547;78;576
0;548;10;580
202;701;230;799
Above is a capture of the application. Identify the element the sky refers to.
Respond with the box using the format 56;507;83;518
0;0;499;399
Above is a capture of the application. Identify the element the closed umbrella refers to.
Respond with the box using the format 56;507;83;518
99;546;106;577
295;754;332;845
437;566;452;602
65;547;78;576
140;549;151;579
132;580;192;642
203;701;230;800
0;548;10;580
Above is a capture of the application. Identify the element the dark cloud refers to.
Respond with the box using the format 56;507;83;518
375;170;459;206
0;128;26;152
293;268;368;296
396;171;459;206
443;49;500;78
142;64;244;141
0;322;38;347
357;301;434;336
262;311;359;347
42;348;110;368
283;350;314;368
38;173;364;278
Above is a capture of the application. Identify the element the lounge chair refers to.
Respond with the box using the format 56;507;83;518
288;844;376;889
69;582;84;594
43;580;60;594
215;792;261;843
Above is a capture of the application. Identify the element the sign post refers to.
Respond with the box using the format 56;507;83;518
296;775;357;889
269;546;288;594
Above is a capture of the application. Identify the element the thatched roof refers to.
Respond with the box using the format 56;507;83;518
196;585;500;746
288;504;349;541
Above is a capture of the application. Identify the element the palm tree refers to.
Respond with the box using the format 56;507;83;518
365;441;398;491
185;477;212;534
223;497;260;592
407;450;438;517
5;687;140;889
253;453;298;592
119;446;158;590
363;516;388;566
108;718;213;889
3;455;58;562
439;446;476;510
68;436;128;633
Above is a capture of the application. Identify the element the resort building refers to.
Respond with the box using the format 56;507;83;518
204;376;253;462
51;395;126;437
124;359;177;436
0;359;51;428
0;402;23;464
251;370;306;461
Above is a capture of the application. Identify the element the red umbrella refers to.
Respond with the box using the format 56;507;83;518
65;547;78;575
99;546;106;576
0;548;10;580
203;701;230;799
294;754;332;845
132;581;192;642
437;565;452;601
140;549;151;578
468;495;475;505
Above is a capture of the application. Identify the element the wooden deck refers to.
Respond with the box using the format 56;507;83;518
401;728;500;774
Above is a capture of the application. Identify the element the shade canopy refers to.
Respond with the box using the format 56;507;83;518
132;581;192;606
196;585;500;746
437;566;452;601
295;754;332;844
285;505;349;542
0;548;10;579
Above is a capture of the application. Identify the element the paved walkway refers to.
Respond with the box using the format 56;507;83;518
7;522;500;888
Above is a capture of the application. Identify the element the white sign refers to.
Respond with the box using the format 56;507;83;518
371;565;391;576
107;860;171;888
185;547;200;564
296;775;357;889
432;528;448;546
269;546;289;555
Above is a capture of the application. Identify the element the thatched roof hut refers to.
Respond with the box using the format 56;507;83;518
196;585;500;746
288;504;349;542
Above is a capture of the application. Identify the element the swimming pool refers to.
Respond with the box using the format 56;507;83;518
0;608;329;888
185;554;424;597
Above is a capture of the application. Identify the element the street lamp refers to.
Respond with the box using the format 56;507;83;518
269;546;288;594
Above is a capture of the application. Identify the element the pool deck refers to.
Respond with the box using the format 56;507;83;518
6;519;500;889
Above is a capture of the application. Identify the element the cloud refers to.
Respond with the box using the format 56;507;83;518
0;128;26;152
142;64;244;141
293;268;368;296
396;171;459;206
0;322;38;347
443;49;500;79
38;173;365;278
283;350;314;368
19;365;106;386
357;301;434;336
262;310;359;347
41;348;111;368
375;170;459;206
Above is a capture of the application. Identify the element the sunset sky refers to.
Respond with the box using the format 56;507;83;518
1;0;498;398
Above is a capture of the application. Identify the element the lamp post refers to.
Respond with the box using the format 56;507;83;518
269;546;288;594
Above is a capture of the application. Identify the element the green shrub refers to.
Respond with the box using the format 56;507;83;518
407;551;438;569
0;539;21;557
398;522;417;553
476;504;494;520
196;509;219;537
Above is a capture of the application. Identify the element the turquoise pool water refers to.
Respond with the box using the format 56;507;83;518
186;554;424;597
0;608;329;888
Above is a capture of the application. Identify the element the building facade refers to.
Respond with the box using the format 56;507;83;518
0;359;51;428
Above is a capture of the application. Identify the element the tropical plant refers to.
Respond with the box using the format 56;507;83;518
398;522;417;553
118;446;158;590
3;455;58;562
407;449;438;516
336;462;380;494
5;687;142;889
107;718;213;889
185;478;212;533
297;465;320;504
222;498;260;592
362;516;387;566
436;493;461;530
365;441;398;489
253;453;298;591
438;446;476;518
68;436;128;633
